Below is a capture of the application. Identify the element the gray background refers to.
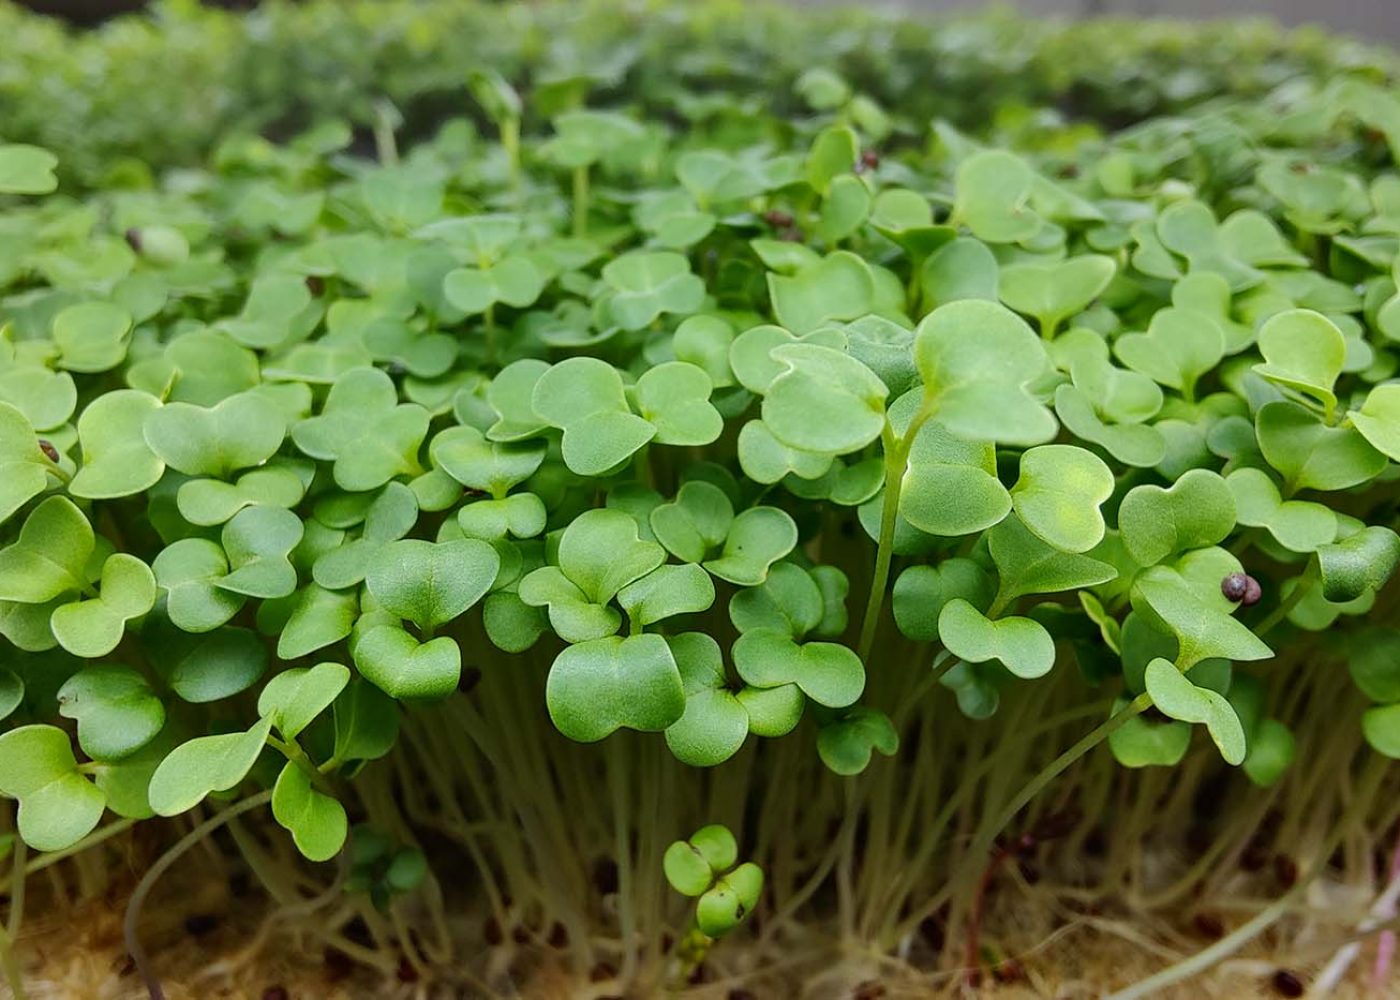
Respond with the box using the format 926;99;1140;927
802;0;1400;43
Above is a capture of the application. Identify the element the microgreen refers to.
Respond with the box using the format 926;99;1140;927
2;7;1400;995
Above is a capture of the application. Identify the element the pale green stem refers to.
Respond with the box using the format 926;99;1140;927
572;165;590;238
1105;753;1390;1000
124;791;273;1000
857;403;935;663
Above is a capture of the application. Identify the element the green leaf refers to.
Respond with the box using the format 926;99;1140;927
430;424;545;498
1362;703;1400;758
761;344;887;454
1109;700;1192;768
1118;469;1236;566
144;390;286;479
271;761;347;862
1114;308;1224;397
0;143;59;194
987;515;1117;603
696;862;763;937
167;627;267;703
0;401;54;526
1348;628;1400;704
50;554;156;658
997;254;1116;338
53;302;133;373
633;361;724;447
767;252;875;333
1351;383;1400;462
1256;401;1387;493
292;367;430;491
1253;309;1346;413
0;725;106;851
332;679;400;764
352;624;461;701
938;599;1055;679
1143;658;1246;765
891;559;994;641
1226;468;1336;553
652;481;734;563
817;708;899;776
364;538;499;631
153;538;246;632
545;633;686;742
1317;526;1400;603
0;497;94;604
732;628;864;707
702;507;798;586
601;251;705;330
921;237;999;310
1010;445;1114;553
148;717;274;816
1131;565;1272;669
913;299;1056;446
953;150;1041;243
617;563;715;629
56;665;163;763
218;506;303;599
69;390;165;499
532;357;654;475
663;632;750;767
257;662;350;741
664;823;738;896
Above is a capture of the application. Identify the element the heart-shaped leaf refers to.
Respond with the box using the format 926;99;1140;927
952;150;1041;243
817;707;899;776
1256;400;1387;493
0;497;94;604
50;554;156;658
364;538;499;631
997;254;1116;339
144;390;287;479
532;357;655;475
732;627;864;708
1252;309;1346;414
1226;468;1336;553
1010;444;1114;553
913;299;1056;446
0;143;59;194
69;390;165;499
938;599;1055;679
988;515;1118;604
1143;658;1246;765
292;367;431;491
0;725;106;851
1131;566;1272;669
545;633;686;742
663;633;750;767
353;623;461;700
600;251;705;330
271;760;347;862
696;862;764;937
702;507;797;586
217;506;304;599
154;539;246;633
1118;469;1236;566
617;563;715;629
53;302;133;373
258;662;350;741
767;252;875;333
1317;526;1400;603
0;401;54;526
761;344;887;454
1350;383;1400;462
632;362;724;447
57;665;164;762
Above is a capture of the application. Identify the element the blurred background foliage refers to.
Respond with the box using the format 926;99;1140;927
2;0;1397;191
